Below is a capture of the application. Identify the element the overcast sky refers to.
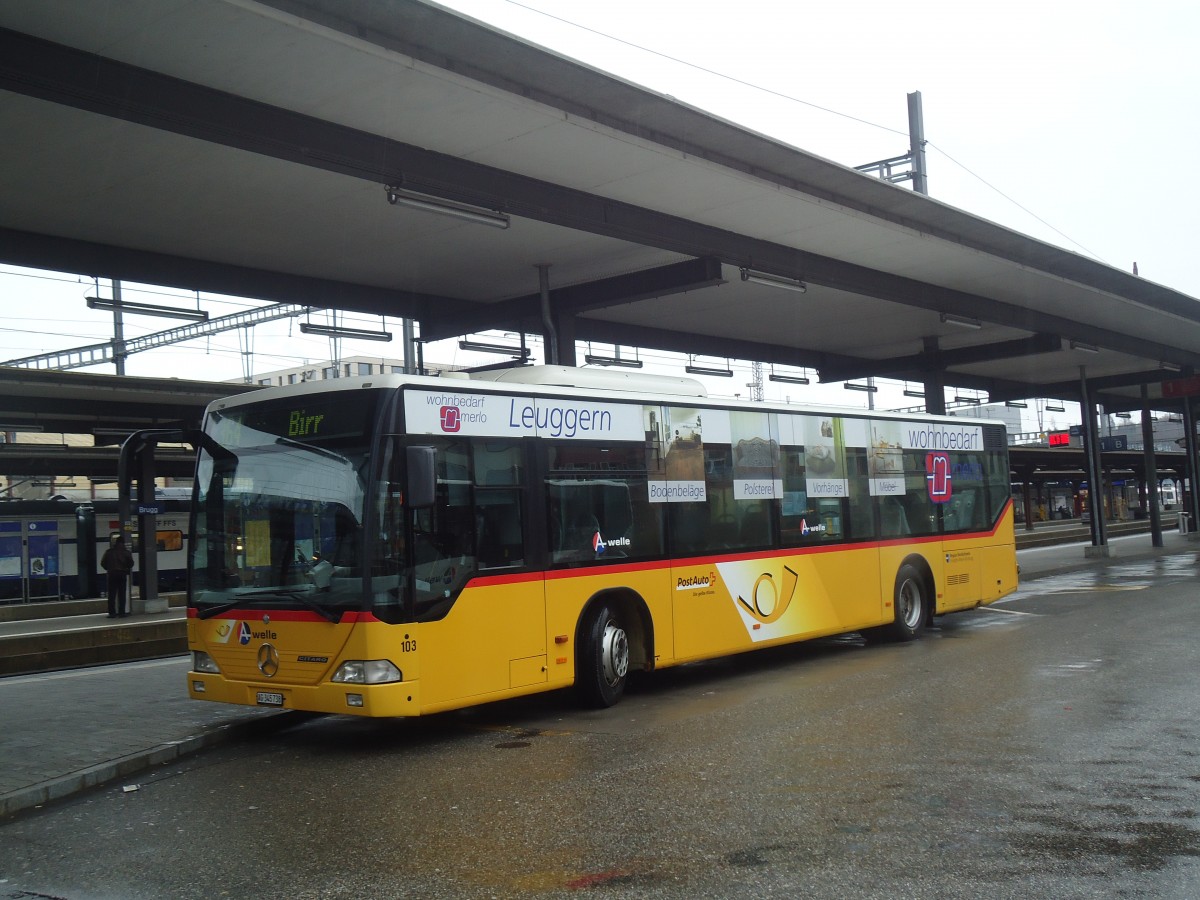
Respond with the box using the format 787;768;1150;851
1;0;1195;424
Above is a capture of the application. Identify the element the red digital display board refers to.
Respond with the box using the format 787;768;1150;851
1048;431;1071;447
1163;375;1200;399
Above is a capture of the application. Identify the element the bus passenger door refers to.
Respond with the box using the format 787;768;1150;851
412;437;547;706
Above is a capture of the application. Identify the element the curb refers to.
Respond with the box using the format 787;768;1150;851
0;620;188;677
0;593;188;625
0;709;310;820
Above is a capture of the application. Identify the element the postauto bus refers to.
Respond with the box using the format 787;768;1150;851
186;366;1017;716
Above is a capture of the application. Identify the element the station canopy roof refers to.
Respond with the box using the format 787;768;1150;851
2;0;1200;420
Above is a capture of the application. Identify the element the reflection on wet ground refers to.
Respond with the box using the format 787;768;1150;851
1011;810;1200;873
1003;550;1199;603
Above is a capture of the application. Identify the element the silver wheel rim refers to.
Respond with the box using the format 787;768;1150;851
898;578;922;629
601;619;629;686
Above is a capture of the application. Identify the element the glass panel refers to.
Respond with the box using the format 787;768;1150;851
191;393;378;617
984;425;1012;525
780;446;816;545
879;450;939;538
474;439;525;570
0;534;23;601
945;452;988;533
780;415;850;547
473;441;523;486
844;447;875;540
370;436;407;622
155;530;184;552
476;488;524;569
548;443;662;564
206;392;378;449
781;414;861;545
410;439;476;619
724;410;779;551
686;443;774;552
27;531;59;599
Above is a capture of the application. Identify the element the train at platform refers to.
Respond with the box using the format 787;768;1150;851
0;494;189;603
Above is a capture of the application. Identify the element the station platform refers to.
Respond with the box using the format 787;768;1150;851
0;595;188;677
1;524;1196;820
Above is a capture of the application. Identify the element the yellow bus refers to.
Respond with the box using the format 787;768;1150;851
187;365;1017;716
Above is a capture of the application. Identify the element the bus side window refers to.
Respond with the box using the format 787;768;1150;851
945;448;993;532
667;502;710;556
879;497;910;537
476;489;524;569
781;445;846;546
944;488;980;532
472;442;525;570
845;448;875;540
983;434;1011;525
411;440;477;618
545;442;654;565
705;443;775;552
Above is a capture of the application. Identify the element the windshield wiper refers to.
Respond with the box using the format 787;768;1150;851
196;588;341;623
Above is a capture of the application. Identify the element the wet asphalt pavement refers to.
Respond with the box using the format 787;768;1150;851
1;535;1198;898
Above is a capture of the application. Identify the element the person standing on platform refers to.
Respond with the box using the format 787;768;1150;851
101;533;134;618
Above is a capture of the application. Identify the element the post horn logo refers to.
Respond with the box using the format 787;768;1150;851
737;565;799;625
257;642;280;678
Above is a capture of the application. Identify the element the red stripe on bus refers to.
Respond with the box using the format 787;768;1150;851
186;607;348;623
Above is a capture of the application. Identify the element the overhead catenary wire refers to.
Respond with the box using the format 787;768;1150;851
498;0;908;138
923;141;1106;262
491;0;1100;262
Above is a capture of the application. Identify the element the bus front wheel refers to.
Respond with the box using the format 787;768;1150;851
577;603;629;708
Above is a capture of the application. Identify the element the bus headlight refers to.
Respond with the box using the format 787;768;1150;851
192;651;220;674
331;660;402;684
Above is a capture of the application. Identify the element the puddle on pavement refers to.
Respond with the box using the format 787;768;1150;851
1001;555;1199;603
1011;813;1200;872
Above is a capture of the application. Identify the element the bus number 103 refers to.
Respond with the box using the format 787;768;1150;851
401;639;418;653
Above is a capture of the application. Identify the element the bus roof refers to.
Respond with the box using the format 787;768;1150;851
464;364;707;397
207;367;1003;430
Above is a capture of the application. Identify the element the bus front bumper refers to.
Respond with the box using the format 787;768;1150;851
187;672;421;717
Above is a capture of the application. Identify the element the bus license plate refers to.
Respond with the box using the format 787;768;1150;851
256;691;284;707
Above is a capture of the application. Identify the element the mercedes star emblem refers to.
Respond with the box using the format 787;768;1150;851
257;642;280;678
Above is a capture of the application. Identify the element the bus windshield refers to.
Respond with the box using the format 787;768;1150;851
190;392;379;618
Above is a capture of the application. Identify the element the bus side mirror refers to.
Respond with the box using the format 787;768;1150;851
406;445;437;509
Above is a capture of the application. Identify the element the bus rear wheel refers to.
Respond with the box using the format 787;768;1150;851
884;563;927;642
577;603;629;708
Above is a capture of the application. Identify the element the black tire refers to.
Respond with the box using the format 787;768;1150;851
884;563;928;642
576;602;630;708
